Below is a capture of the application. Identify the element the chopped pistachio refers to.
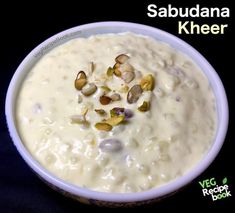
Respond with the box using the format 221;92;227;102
127;85;143;104
106;67;114;77
100;95;112;105
120;63;134;72
105;115;125;126
90;62;95;73
113;63;122;77
110;93;121;101
74;71;87;90
121;71;135;83
81;83;97;96
110;107;124;117
115;54;129;64
95;122;113;131
95;109;107;116
140;74;155;91
101;86;111;93
138;101;150;112
119;85;129;93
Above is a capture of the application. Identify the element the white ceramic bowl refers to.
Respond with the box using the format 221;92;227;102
5;22;228;206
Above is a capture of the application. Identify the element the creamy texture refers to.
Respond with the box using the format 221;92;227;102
16;33;217;193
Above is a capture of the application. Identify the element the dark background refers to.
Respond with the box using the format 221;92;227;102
0;0;234;212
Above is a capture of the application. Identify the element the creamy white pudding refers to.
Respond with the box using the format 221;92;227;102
16;33;217;193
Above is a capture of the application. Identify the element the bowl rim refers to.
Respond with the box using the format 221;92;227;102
5;21;229;203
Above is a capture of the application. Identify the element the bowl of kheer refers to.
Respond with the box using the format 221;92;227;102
5;22;228;206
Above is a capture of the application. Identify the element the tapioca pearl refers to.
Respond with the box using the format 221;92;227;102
103;167;116;180
42;117;55;125
181;60;193;69
165;75;180;91
139;180;152;191
44;128;52;135
32;103;42;114
160;173;170;182
114;174;127;185
124;183;137;193
154;87;165;98
126;138;139;148
184;78;199;89
98;131;108;139
58;143;71;154
136;164;150;175
70;156;79;164
159;153;171;161
44;153;56;165
111;125;125;135
96;154;110;167
144;143;160;153
125;155;135;167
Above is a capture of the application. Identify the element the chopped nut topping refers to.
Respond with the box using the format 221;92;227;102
90;62;95;73
127;85;143;104
74;71;87;90
138;101;150;112
106;67;114;77
115;54;129;64
95;122;113;131
110;93;121;101
81;83;97;96
101;86;111;94
113;63;122;77
100;95;112;105
121;71;135;83
140;74;155;91
105;115;125;126
95;109;107;116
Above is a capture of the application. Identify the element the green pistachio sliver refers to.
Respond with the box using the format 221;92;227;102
101;86;111;93
95;122;113;131
91;62;95;73
138;101;150;112
110;107;124;117
140;74;155;91
107;67;114;77
105;115;125;126
95;109;107;116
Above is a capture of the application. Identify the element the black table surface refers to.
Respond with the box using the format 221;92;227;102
0;1;234;212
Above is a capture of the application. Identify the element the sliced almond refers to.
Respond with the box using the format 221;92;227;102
121;71;135;83
95;122;113;131
115;54;129;64
74;71;87;90
81;83;97;96
140;74;155;91
100;95;112;105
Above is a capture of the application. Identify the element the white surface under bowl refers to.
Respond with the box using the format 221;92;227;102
5;22;228;206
